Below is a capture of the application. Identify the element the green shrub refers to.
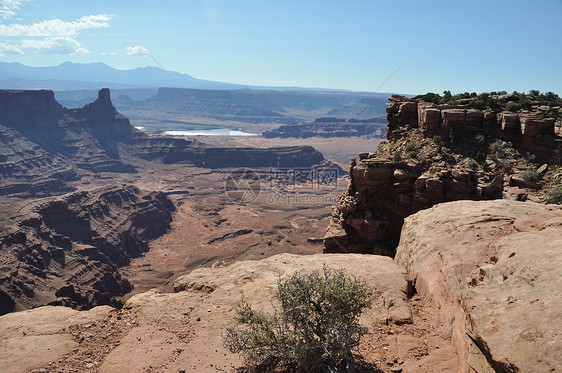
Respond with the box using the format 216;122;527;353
519;99;532;110
489;140;503;153
420;92;441;104
521;169;541;182
408;150;418;159
474;134;485;147
223;267;373;372
506;102;520;112
393;151;403;164
467;158;478;170
406;140;417;152
546;188;562;204
449;128;457;146
497;159;510;172
433;135;445;150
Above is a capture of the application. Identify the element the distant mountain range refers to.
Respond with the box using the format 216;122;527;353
0;61;384;93
0;61;245;90
0;61;395;127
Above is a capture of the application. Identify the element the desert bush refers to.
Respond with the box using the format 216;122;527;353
474;134;485;147
408;150;418;159
449;128;457;146
546;188;562;204
489;140;503;153
522;152;537;165
467;158;478;170
506;102;520;112
419;92;441;104
393;151;403;164
406;140;417;152
433;135;445;150
521;169;541;182
223;267;373;372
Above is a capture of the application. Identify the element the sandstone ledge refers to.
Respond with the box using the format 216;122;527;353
395;199;562;372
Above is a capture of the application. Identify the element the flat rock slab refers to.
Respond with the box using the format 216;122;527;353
395;199;562;372
0;306;112;373
112;253;410;372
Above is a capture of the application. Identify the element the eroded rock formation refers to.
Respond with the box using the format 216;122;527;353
387;95;562;161
0;88;338;197
324;157;502;254
0;185;174;315
262;117;385;138
395;200;562;373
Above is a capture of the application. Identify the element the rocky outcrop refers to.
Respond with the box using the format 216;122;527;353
394;200;562;373
262;118;385;138
324;157;502;254
387;95;562;161
0;185;174;315
0;253;416;372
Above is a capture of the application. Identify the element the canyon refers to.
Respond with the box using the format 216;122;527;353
0;89;560;373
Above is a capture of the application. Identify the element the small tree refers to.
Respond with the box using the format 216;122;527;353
223;267;373;372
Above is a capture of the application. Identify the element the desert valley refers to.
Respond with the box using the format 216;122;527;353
0;82;560;372
0;2;561;372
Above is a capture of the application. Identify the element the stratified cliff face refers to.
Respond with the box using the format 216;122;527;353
0;89;137;197
0;88;338;197
386;95;562;161
262;118;385;138
324;157;502;254
324;94;561;254
0;185;174;315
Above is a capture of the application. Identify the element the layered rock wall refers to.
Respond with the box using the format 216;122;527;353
324;158;502;254
387;95;562;160
0;185;175;315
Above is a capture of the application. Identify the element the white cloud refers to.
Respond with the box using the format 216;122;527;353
0;36;90;55
0;0;28;20
0;14;111;36
101;51;117;55
126;45;149;56
20;36;90;54
0;41;23;54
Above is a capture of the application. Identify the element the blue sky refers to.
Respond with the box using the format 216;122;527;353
0;0;561;94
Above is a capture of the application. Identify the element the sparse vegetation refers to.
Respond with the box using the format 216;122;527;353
393;150;403;164
416;90;561;111
506;102;520;112
521;169;541;182
522;152;537;165
433;135;445;151
449;128;457;147
546;188;562;204
489;140;503;154
406;140;417;152
476;151;486;164
223;267;373;372
467;158;478;170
